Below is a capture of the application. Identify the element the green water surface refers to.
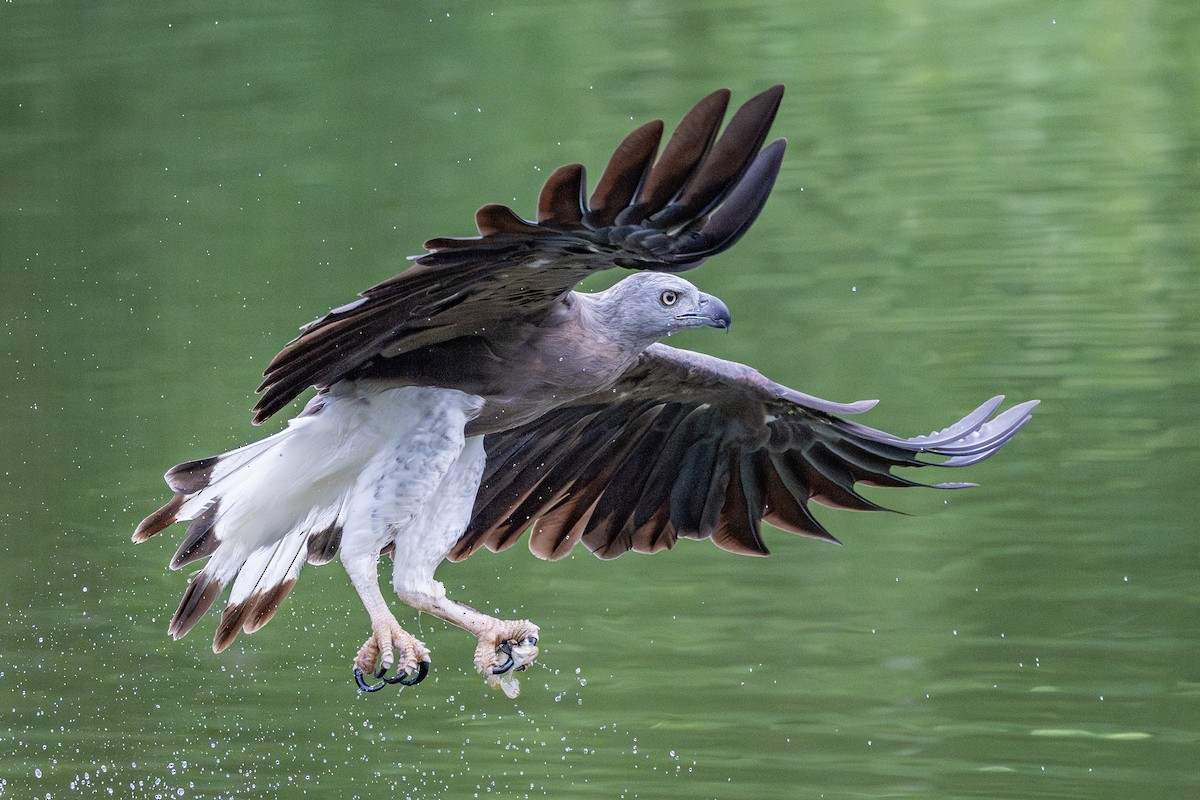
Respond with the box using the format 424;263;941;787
2;2;1197;798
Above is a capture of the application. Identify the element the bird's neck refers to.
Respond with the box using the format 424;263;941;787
573;290;664;358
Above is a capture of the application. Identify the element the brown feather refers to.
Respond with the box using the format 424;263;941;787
461;405;649;558
570;407;676;556
711;468;769;557
529;498;599;560
523;406;662;557
632;89;730;217
474;203;544;237
164;456;218;494
799;443;887;512
306;523;343;565
168;572;223;640
630;505;676;555
602;407;696;554
586;120;663;228
691;139;787;259
532;470;621;558
537;163;586;225
709;456;770;556
211;577;298;651
213;600;249;652
762;456;840;543
470;410;603;525
133;493;184;542
170;501;220;569
243;579;298;634
669;85;783;217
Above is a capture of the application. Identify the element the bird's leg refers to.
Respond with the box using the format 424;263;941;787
342;552;430;690
396;583;539;694
440;599;540;677
386;434;537;695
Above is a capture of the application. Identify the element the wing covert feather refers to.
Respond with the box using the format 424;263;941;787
253;87;786;423
454;345;1038;561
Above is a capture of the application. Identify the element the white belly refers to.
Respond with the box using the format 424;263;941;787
335;384;486;566
388;435;487;601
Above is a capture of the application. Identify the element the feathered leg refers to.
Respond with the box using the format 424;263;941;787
390;436;540;697
341;552;430;688
334;387;486;691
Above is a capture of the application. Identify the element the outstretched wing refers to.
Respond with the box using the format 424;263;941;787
454;344;1038;561
253;86;787;423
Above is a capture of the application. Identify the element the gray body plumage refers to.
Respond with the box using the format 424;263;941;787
351;273;732;435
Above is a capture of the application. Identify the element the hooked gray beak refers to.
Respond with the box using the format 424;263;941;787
682;293;732;332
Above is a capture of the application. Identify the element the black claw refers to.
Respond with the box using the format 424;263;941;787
355;660;430;692
384;660;430;686
491;641;515;675
354;667;387;693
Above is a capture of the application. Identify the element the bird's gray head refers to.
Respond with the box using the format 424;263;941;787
584;273;731;348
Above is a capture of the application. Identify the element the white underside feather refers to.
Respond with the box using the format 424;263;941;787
175;382;486;636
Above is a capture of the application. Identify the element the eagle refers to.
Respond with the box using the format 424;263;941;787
134;86;1037;697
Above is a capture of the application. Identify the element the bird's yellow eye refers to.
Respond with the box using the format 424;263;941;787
659;290;678;307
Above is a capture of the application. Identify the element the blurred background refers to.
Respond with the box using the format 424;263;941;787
2;2;1197;798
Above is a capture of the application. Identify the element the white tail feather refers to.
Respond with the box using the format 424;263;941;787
228;528;309;607
161;383;485;646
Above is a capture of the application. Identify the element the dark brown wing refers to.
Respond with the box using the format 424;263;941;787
453;344;1038;561
252;86;787;423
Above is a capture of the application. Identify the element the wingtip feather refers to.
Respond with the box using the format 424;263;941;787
537;163;587;225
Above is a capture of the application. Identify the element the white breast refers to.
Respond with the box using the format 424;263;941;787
337;384;486;566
